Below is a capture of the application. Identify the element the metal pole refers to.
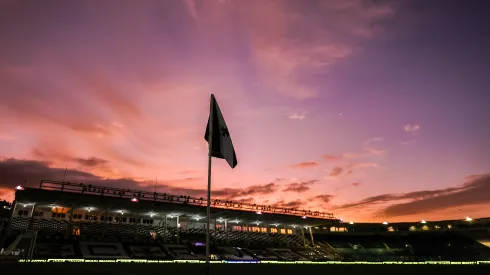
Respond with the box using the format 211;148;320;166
205;95;214;275
62;165;67;182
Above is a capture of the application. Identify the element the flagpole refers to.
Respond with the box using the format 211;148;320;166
205;95;214;275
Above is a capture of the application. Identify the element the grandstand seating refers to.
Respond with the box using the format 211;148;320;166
4;216;490;262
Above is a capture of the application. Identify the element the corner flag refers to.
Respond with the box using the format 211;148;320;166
204;94;238;168
203;94;238;275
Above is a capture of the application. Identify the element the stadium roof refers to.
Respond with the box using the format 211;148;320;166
13;180;340;227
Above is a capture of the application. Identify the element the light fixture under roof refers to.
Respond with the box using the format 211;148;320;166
193;215;203;220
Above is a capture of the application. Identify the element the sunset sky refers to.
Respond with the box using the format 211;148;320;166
1;0;489;223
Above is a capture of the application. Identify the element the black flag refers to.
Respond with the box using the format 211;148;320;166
204;94;238;168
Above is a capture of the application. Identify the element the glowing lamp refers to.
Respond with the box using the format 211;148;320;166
15;185;24;190
131;197;138;202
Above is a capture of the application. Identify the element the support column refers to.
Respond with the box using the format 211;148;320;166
163;214;167;243
102;209;108;239
213;219;217;240
176;216;180;243
246;223;250;247
224;219;228;244
300;226;307;247
66;207;74;238
308;226;315;246
28;204;36;230
133;213;139;238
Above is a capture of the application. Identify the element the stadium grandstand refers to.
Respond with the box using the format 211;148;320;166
1;180;490;263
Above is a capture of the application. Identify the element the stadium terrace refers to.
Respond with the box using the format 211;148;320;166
0;180;490;263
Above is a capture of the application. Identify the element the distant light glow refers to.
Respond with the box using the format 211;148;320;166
421;220;427;224
15;185;24;190
465;217;472;222
131;197;138;202
383;221;388;225
302;216;307;219
256;211;262;215
349;221;354;225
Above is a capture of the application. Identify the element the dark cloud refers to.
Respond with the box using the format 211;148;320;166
329;166;343;177
382;174;490;217
0;158;212;200
32;148;110;168
272;199;304;209
212;183;278;199
0;158;288;204
333;174;490;217
282;180;317;193
313;194;334;204
74;157;109;167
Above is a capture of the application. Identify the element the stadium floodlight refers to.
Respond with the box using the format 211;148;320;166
465;217;472;222
130;197;138;202
383;221;388;225
193;215;203;221
15;185;24;190
421;220;427;224
349;221;354;225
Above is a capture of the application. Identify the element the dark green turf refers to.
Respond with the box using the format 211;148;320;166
1;263;490;275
